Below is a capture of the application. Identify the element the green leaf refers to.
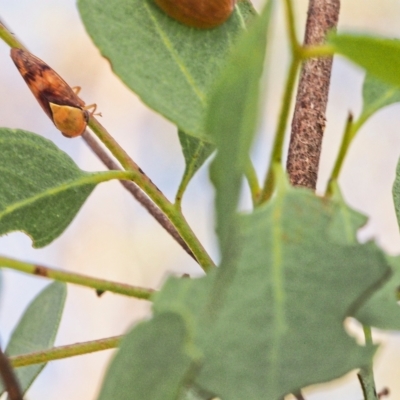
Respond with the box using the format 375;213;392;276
355;255;400;330
176;130;214;203
328;34;400;88
392;156;400;229
78;0;256;139
196;181;387;399
0;128;97;247
0;282;67;395
356;74;400;130
153;174;389;399
327;181;367;245
208;0;273;249
97;312;199;400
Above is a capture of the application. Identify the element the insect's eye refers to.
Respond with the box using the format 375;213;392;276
83;110;90;123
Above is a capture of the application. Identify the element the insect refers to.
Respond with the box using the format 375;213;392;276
10;48;97;138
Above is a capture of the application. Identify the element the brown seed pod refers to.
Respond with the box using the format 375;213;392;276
154;0;236;29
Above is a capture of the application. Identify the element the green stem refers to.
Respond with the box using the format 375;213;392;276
0;20;26;50
10;336;122;368
175;173;191;208
284;0;300;53
244;157;261;206
259;57;300;203
0;256;154;300
351;111;373;136
0;21;215;272
89;118;143;173
357;326;378;400
363;325;373;346
257;0;302;203
300;44;335;59
89;118;216;272
326;113;355;196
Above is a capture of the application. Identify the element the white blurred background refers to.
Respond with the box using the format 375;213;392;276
0;0;400;399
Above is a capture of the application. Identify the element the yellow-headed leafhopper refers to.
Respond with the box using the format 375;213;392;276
11;48;97;138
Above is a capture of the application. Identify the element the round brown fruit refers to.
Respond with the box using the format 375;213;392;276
154;0;236;29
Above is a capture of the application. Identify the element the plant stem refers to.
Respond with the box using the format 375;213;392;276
284;0;300;53
88;111;209;267
10;336;122;368
175;172;191;208
257;0;301;203
350;108;377;138
326;112;354;196
89;113;215;271
0;19;215;271
0;256;154;300
82;131;195;260
259;57;300;203
286;0;340;190
357;325;378;400
88;118;142;172
0;346;22;400
0;20;26;50
300;44;335;59
244;157;261;205
88;118;215;272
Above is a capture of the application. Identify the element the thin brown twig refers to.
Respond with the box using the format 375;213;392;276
0;346;22;400
286;0;340;189
81;130;196;260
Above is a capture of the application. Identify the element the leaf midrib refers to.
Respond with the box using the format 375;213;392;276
142;1;207;105
0;173;97;220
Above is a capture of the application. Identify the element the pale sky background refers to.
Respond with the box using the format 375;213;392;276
1;0;400;399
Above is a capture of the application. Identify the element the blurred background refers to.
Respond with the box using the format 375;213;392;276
0;0;400;398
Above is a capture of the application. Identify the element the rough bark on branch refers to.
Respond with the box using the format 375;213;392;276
286;0;340;189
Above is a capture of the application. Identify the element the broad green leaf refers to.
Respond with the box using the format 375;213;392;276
356;74;400;131
355;255;400;330
327;181;367;245
153;174;389;399
328;34;400;88
196;180;388;399
0;282;67;395
78;0;256;139
367;158;400;330
152;273;214;342
98;312;199;400
0;128;100;247
208;0;273;249
176;130;214;203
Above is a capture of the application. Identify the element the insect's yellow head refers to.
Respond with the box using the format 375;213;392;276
49;103;89;138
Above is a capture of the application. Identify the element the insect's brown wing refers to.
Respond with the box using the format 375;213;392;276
10;48;85;120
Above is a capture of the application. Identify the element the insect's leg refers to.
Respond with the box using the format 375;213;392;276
84;103;101;117
72;86;81;95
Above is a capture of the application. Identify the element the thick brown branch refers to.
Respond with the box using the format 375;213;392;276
286;0;340;189
82;130;195;260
